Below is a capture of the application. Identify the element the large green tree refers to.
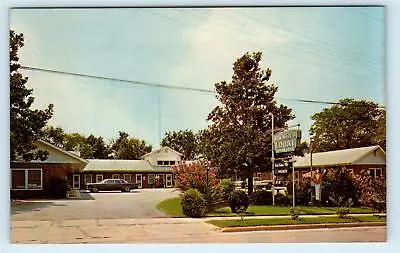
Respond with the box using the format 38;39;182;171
110;131;152;160
200;52;295;194
310;98;386;152
43;126;111;159
10;30;54;161
161;130;198;160
43;126;66;148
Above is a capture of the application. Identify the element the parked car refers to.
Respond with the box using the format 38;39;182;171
85;179;138;193
234;177;271;190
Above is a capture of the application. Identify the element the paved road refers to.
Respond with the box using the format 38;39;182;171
11;188;180;221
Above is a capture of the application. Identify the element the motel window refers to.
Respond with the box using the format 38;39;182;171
124;174;132;183
369;168;382;178
169;161;175;165
96;174;103;182
112;174;120;179
84;174;92;184
157;161;163;165
348;169;354;176
148;174;155;184
11;169;42;190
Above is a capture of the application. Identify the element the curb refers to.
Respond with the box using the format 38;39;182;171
220;222;386;233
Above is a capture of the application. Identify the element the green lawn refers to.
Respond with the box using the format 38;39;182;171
156;197;376;217
156;197;186;217
207;216;386;228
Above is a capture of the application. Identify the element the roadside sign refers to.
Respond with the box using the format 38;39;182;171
273;129;302;153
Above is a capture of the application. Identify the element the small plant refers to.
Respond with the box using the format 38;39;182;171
289;207;300;220
229;190;249;213
181;188;206;218
337;207;350;219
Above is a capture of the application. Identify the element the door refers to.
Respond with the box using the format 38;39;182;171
136;174;142;188
157;174;164;187
166;174;173;188
73;174;80;189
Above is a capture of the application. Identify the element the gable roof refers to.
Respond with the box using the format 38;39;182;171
82;159;171;172
34;139;88;164
294;145;385;168
140;146;183;159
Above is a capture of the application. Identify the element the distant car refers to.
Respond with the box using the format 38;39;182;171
234;177;272;189
85;179;138;193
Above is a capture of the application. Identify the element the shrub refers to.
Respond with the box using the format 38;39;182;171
220;179;235;199
229;190;249;213
181;188;206;218
322;168;357;206
337;207;350;219
295;181;312;205
173;161;219;194
353;170;386;212
275;193;289;206
48;177;69;198
251;190;272;205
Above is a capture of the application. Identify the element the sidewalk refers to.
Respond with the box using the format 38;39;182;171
11;218;219;244
10;213;386;244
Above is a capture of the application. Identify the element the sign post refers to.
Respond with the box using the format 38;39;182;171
272;129;301;208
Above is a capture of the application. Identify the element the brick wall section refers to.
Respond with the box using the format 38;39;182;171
10;162;74;198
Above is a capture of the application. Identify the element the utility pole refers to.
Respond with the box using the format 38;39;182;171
158;91;161;145
269;113;275;206
310;138;313;205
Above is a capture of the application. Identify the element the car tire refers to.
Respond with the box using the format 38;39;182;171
92;187;99;193
123;186;130;192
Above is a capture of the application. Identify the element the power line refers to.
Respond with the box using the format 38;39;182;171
20;66;214;93
194;8;383;72
142;8;381;82
20;65;386;109
235;10;384;71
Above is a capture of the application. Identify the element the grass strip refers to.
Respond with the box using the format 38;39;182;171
210;205;375;216
207;216;386;228
157;197;376;217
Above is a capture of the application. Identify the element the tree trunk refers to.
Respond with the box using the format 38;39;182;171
247;166;254;195
247;175;253;195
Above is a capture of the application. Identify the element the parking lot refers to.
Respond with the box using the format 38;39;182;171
11;188;180;221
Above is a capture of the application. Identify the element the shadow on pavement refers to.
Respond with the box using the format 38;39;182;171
11;201;61;214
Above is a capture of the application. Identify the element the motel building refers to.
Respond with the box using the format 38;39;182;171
10;140;183;198
253;145;386;188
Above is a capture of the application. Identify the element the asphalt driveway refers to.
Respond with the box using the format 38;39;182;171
11;188;180;221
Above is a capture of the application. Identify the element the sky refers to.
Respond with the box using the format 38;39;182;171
9;7;385;148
